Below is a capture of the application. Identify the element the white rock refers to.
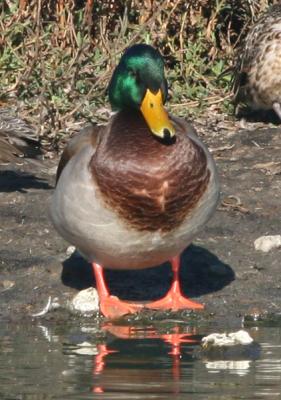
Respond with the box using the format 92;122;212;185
66;245;76;256
202;330;253;348
71;287;99;315
254;235;281;252
228;330;254;345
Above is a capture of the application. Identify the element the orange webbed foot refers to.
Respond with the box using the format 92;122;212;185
99;295;144;319
144;290;204;311
92;255;204;319
144;255;204;311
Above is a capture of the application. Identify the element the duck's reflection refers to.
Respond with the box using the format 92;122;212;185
92;322;200;394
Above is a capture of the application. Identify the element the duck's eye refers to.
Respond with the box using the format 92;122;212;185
128;69;140;83
128;69;136;78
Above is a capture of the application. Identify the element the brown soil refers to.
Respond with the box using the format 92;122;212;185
1;117;281;323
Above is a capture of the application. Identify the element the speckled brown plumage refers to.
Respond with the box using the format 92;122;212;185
233;4;281;118
0;108;39;163
90;111;210;232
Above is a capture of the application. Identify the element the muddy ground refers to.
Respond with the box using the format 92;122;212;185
1;117;281;324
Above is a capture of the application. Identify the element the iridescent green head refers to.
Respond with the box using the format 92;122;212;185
108;44;175;139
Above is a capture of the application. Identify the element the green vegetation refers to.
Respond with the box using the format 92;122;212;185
0;0;275;148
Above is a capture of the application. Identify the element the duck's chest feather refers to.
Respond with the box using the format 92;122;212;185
90;111;210;232
50;112;218;268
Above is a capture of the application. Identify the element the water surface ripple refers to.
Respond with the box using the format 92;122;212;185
0;320;280;399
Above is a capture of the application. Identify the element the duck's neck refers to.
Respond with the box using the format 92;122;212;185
90;110;211;234
104;110;177;160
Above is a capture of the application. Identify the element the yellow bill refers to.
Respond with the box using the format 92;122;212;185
140;89;175;139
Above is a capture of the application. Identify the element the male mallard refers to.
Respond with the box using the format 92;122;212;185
0;107;39;163
50;44;219;319
233;4;281;119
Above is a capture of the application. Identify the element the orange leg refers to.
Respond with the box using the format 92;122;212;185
92;255;204;319
92;263;144;318
145;255;204;311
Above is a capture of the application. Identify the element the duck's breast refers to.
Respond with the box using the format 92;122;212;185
50;115;219;269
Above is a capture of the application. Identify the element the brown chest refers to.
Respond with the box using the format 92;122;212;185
90;113;210;232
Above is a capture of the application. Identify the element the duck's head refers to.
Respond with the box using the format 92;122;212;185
108;44;175;140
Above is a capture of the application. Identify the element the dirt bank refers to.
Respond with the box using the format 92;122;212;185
1;120;281;323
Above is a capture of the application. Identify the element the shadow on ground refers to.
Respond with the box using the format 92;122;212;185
236;108;281;124
0;169;51;192
61;244;235;301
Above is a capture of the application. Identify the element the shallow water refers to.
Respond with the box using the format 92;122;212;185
0;318;281;400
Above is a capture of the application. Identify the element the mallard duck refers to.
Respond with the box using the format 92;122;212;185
50;44;219;319
0;107;39;163
233;4;281;119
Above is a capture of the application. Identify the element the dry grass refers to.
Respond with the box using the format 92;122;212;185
0;0;276;149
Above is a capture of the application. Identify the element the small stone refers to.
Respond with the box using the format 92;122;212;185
202;330;253;348
0;280;15;290
70;288;99;315
254;235;281;252
198;330;260;363
66;245;76;256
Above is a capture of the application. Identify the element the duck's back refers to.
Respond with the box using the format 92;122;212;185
234;5;281;110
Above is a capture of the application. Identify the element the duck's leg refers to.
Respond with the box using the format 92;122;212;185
92;262;144;319
93;256;203;318
145;255;204;311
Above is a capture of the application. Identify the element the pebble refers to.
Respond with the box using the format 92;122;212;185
70;287;99;315
198;330;260;362
202;330;253;348
254;235;281;252
0;280;15;291
66;245;76;256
